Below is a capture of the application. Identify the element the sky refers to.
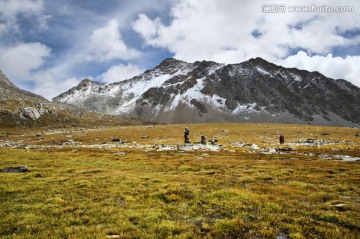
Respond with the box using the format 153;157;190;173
0;0;359;100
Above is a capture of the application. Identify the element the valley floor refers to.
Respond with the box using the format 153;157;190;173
0;123;359;238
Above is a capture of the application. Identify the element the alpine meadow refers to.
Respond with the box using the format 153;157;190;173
1;123;359;238
1;1;360;238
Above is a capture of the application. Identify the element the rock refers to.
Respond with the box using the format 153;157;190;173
113;152;126;156
1;165;29;173
276;147;295;152
19;107;41;120
177;144;220;151
355;133;360;137
106;235;121;239
65;139;75;145
36;102;51;115
268;148;277;154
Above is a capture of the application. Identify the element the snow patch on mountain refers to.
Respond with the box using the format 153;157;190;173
208;64;225;75
256;66;272;76
123;74;171;97
232;103;258;114
290;72;302;82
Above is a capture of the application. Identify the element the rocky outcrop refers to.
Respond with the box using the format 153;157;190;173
19;107;41;120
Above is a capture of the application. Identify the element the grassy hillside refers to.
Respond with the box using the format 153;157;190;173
0;123;359;238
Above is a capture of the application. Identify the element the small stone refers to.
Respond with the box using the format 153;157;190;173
106;235;121;239
1;165;29;173
66;140;75;145
276;147;295;152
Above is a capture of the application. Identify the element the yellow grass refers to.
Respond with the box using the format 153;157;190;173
0;123;359;238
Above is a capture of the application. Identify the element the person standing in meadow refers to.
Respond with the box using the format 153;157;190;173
279;134;285;144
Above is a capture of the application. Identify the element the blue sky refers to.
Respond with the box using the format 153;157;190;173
0;0;359;99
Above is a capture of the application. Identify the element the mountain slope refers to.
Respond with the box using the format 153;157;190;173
0;70;137;128
53;58;360;126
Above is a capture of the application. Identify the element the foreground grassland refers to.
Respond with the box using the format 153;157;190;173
0;123;359;238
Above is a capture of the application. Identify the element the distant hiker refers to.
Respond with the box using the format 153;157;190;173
184;127;190;144
201;135;207;145
279;135;285;144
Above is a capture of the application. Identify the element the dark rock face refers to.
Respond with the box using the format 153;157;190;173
53;58;360;126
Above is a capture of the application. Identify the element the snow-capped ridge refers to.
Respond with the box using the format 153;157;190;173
53;57;360;126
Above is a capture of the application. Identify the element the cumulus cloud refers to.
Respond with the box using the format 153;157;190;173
85;19;140;62
101;63;144;83
134;0;360;61
0;42;51;80
132;0;360;86
32;73;81;100
132;14;163;44
279;51;360;87
0;0;45;34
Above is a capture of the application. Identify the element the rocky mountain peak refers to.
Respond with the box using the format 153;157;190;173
79;78;98;87
53;58;360;126
158;58;186;67
243;57;279;70
153;58;191;74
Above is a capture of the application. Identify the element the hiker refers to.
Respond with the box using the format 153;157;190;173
201;135;206;145
279;135;285;144
184;127;190;144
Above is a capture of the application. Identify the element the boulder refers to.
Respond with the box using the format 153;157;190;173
20;107;41;120
1;165;29;173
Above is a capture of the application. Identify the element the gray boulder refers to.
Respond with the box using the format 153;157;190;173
20;107;41;120
1;165;29;173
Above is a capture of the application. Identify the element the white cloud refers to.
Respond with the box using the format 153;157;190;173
101;64;144;83
0;42;51;80
0;0;45;34
133;0;360;62
0;0;43;18
279;51;360;87
131;0;360;87
132;14;163;43
32;73;81;100
85;19;140;62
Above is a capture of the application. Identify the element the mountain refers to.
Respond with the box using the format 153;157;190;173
53;58;360;126
0;70;136;128
0;70;48;102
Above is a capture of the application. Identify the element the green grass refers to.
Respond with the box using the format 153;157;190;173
0;123;359;238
